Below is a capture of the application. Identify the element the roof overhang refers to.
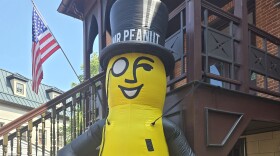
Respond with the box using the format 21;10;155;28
58;0;98;20
57;0;84;20
46;87;64;94
7;73;28;82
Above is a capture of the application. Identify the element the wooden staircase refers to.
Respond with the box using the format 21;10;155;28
0;72;105;156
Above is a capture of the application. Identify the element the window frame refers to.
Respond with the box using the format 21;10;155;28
16;82;25;95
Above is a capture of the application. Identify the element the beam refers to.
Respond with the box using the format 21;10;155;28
186;0;202;82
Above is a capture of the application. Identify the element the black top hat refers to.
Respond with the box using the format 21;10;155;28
99;0;175;75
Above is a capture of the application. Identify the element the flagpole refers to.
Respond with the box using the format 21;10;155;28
31;0;82;83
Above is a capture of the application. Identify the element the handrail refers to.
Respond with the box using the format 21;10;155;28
0;99;74;145
167;73;187;87
168;1;186;21
248;24;280;45
248;24;280;98
204;73;242;86
0;72;105;137
201;0;241;24
250;86;280;98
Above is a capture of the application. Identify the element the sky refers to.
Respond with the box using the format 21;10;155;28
0;1;99;91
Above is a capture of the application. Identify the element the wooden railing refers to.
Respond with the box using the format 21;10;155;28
166;0;280;99
0;72;106;156
201;0;242;90
248;24;280;99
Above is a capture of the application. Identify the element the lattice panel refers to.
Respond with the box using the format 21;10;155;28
207;29;233;62
165;31;184;60
267;54;280;81
250;46;280;81
250;47;266;75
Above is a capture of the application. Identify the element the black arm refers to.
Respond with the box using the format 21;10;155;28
57;119;105;156
163;118;195;156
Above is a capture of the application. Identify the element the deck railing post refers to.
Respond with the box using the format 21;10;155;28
73;95;77;138
16;128;20;156
51;107;56;156
10;136;13;156
91;84;97;123
85;89;90;128
101;77;108;118
234;0;249;92
3;134;8;156
63;101;67;146
185;0;202;153
57;110;60;152
35;125;38;156
27;120;33;156
41;113;46;156
186;0;202;82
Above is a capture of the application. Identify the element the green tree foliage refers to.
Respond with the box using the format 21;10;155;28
89;52;100;77
64;53;99;143
71;53;99;87
59;107;84;144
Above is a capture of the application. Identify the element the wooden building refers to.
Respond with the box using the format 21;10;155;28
1;0;280;156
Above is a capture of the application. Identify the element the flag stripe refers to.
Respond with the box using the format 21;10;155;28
35;60;43;79
41;45;60;63
33;44;41;74
32;8;60;94
32;44;41;75
40;39;58;56
39;33;53;46
38;30;51;41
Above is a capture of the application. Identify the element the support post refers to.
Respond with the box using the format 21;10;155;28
234;0;249;93
186;0;202;82
3;134;8;156
16;128;21;156
28;120;33;156
83;19;91;80
42;113;46;156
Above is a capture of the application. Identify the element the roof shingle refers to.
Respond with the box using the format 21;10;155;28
0;68;64;108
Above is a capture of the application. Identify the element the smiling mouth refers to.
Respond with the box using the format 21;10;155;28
118;84;144;99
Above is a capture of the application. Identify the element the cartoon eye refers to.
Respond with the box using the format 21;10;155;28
137;63;153;71
112;57;129;77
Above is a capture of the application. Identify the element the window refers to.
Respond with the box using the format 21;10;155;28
0;122;4;128
210;65;222;87
16;82;24;95
208;58;232;89
228;138;246;156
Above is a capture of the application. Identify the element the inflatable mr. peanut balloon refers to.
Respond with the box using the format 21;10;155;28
58;0;195;155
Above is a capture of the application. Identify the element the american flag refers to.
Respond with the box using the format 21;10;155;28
32;8;60;93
